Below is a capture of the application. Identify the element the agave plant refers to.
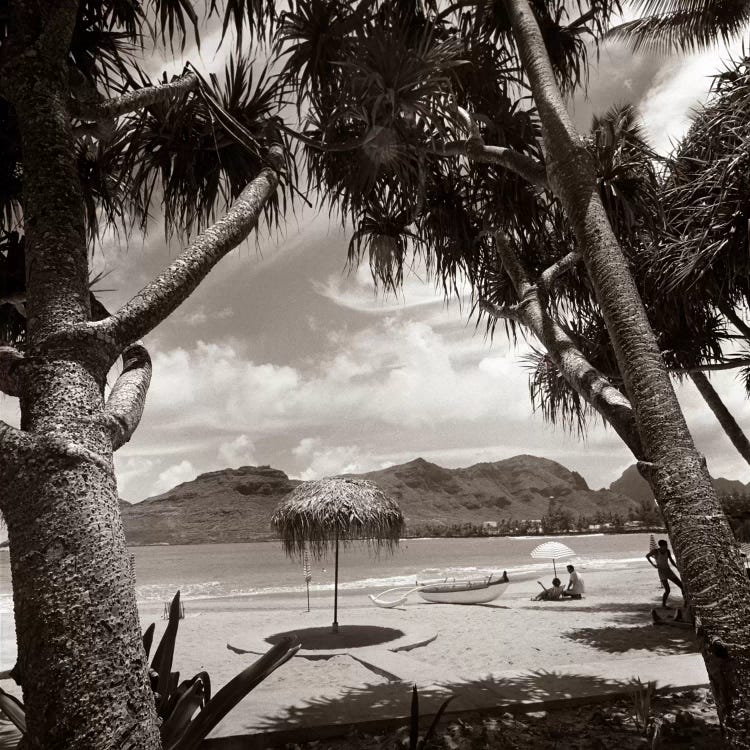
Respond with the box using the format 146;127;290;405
0;591;300;750
405;684;453;750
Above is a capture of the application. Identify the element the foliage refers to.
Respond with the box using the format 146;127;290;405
0;591;300;750
0;0;291;346
719;492;750;542
629;677;656;735
403;684;453;750
609;1;750;54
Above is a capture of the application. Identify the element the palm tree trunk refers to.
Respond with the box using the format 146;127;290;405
505;1;750;744
689;371;750;466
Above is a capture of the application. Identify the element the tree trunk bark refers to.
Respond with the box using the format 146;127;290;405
689;371;750;467
505;0;750;744
487;232;643;457
1;9;161;747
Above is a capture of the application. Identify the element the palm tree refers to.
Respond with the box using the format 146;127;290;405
274;2;750;742
610;0;750;53
0;1;286;746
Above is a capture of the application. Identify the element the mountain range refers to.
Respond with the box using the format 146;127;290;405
120;454;652;546
609;464;750;504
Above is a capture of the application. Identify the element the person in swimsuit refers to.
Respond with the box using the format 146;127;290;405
646;539;684;607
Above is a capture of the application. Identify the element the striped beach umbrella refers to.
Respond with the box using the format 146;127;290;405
649;534;658;552
530;541;575;577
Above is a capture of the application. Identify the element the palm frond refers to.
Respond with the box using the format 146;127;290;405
121;55;289;240
523;347;599;435
608;1;750;54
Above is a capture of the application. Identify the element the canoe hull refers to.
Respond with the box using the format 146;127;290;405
417;571;509;605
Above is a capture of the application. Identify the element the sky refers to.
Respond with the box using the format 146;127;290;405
2;10;750;502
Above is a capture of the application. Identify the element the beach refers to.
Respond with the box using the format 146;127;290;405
139;560;699;739
0;536;704;741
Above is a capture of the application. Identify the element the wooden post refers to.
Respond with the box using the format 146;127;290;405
333;527;339;634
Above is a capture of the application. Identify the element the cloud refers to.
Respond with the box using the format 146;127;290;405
178;306;235;327
293;438;372;480
639;39;745;155
315;260;471;314
113;456;156;500
152;460;197;495
141;317;530;439
218;434;257;467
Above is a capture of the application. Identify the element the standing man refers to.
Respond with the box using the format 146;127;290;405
563;564;584;599
647;539;684;607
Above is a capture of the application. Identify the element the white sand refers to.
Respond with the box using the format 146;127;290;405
1;560;698;739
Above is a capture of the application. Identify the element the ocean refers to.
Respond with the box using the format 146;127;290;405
0;533;656;609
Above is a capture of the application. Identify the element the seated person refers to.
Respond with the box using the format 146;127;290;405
533;577;565;601
562;564;584;599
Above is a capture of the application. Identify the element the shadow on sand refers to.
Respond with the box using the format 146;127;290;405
248;670;629;732
265;626;404;650
563;623;698;655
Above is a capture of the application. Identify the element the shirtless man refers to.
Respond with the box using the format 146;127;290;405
646;539;684;607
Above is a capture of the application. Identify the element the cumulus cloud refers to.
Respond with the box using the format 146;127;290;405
113;456;156;500
293;438;372;480
218;434;257;467
152;460;197;495
143;317;531;439
639;39;745;154
179;306;235;327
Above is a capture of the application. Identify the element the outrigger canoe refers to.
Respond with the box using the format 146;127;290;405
419;570;510;604
369;571;509;607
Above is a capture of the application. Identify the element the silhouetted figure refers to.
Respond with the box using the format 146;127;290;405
646;539;684;607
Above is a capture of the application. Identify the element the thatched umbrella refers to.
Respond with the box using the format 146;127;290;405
271;477;405;633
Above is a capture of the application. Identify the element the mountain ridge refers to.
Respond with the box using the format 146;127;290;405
120;454;642;545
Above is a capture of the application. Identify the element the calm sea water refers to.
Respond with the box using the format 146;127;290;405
0;533;655;609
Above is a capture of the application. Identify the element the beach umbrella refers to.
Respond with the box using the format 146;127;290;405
649;534;658;552
530;541;575;577
271;477;405;633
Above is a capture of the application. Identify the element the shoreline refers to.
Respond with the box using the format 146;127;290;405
0;560;700;739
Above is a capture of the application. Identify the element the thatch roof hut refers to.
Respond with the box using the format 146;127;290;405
271;477;405;632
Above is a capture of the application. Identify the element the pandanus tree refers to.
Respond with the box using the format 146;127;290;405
0;0;291;746
515;102;750;467
273;1;750;743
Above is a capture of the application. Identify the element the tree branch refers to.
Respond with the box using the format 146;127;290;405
539;252;581;292
439;107;549;188
484;231;643;457
678;359;750;373
0;346;23;396
70;73;199;121
0;420;36;456
102;344;152;451
720;303;750;341
478;299;524;321
465;140;549;188
88;145;284;350
689;371;750;467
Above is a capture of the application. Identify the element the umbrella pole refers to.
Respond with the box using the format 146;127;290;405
553;559;557;577
333;528;340;633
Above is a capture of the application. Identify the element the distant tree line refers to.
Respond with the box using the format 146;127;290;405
721;493;750;543
406;495;750;541
405;504;666;539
